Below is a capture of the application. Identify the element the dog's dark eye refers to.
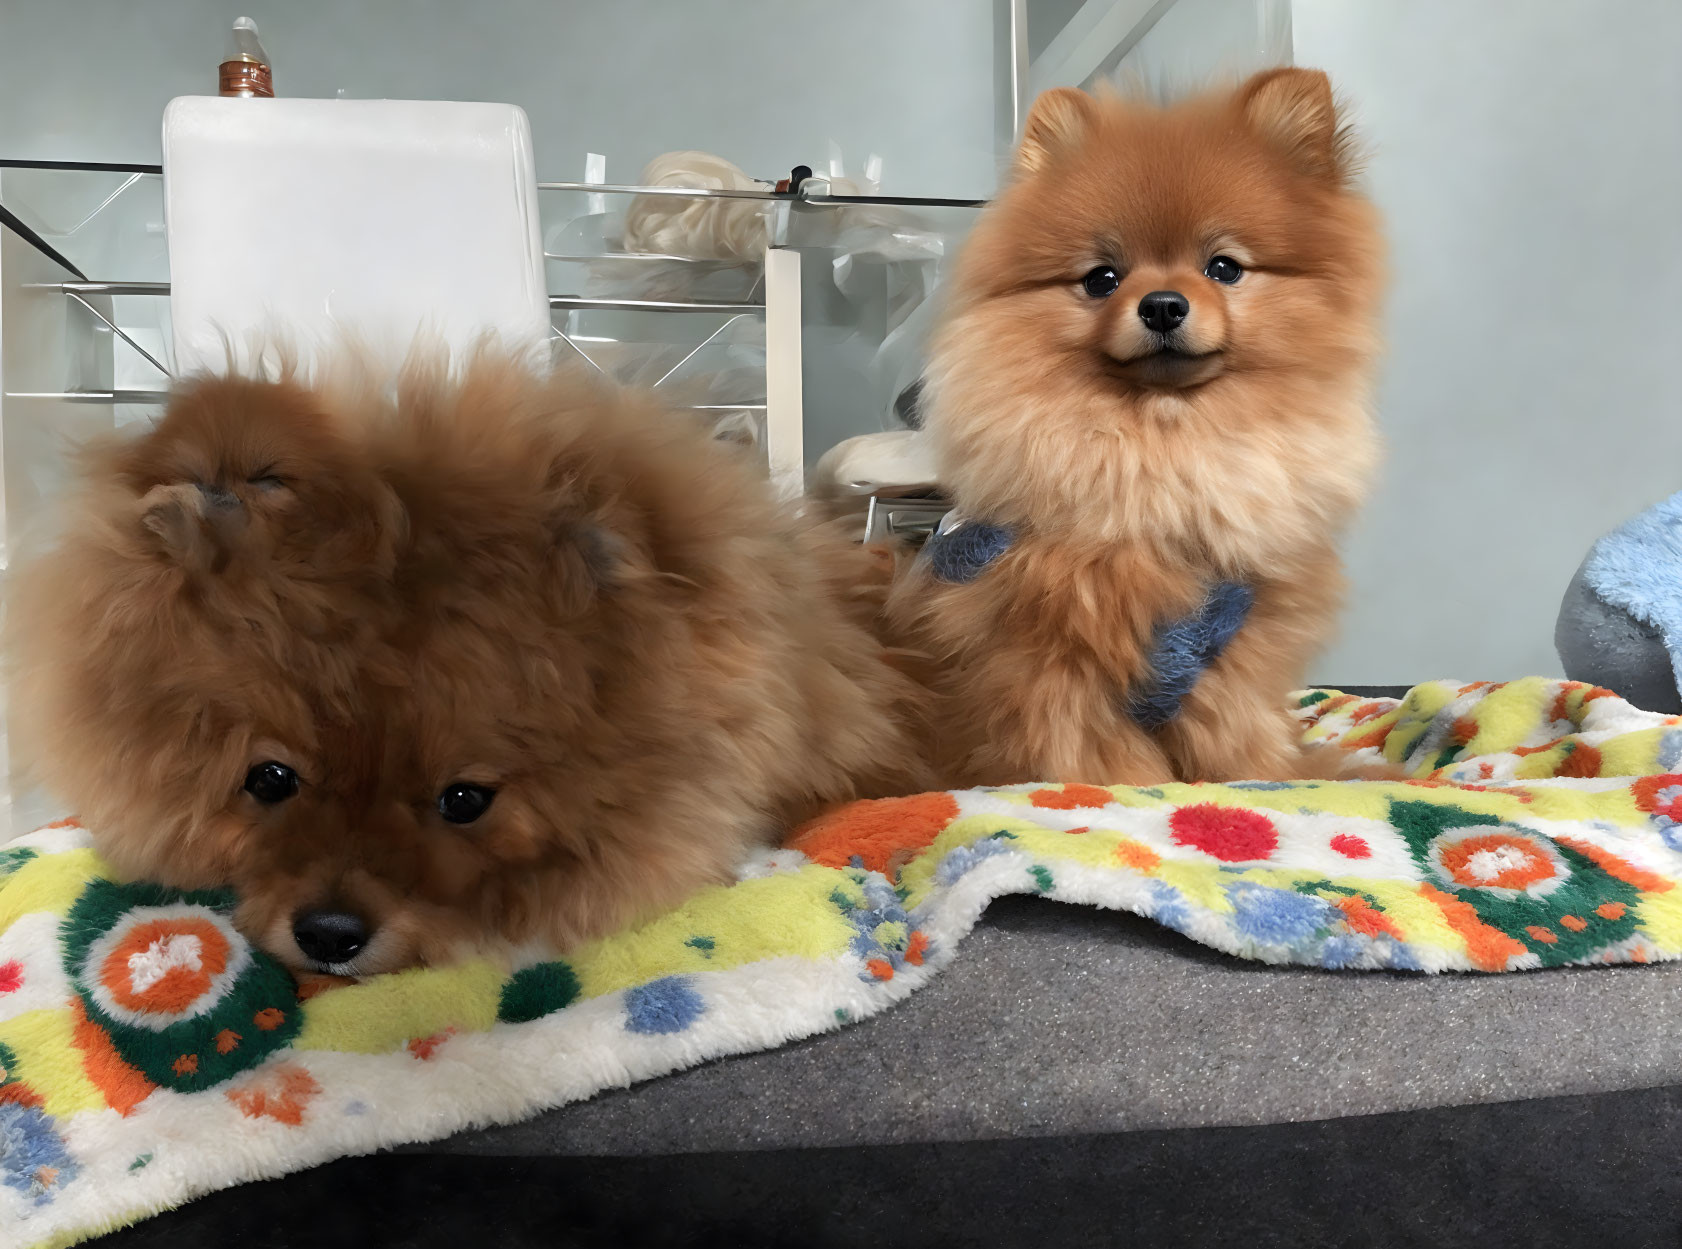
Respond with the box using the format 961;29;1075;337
244;761;299;804
438;783;496;825
247;475;285;490
1205;255;1243;284
1081;266;1121;299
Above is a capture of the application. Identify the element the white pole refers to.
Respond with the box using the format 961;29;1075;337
762;245;804;501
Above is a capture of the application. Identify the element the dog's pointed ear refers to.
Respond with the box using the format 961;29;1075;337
1015;87;1100;176
548;517;637;617
1238;67;1348;181
139;483;248;573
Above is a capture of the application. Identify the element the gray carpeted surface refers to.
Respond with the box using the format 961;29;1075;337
428;894;1682;1157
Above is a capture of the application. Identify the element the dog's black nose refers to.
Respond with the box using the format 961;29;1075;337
292;910;370;965
1138;290;1190;334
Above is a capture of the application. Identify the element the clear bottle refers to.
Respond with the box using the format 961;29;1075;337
218;17;273;98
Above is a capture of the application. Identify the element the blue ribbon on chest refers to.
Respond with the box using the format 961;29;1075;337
923;516;1017;585
921;519;1254;729
1126;580;1256;729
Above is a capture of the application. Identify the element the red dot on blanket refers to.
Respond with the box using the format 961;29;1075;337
1330;834;1371;859
1168;804;1278;862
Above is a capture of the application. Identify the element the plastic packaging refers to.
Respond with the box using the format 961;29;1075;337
218;17;274;98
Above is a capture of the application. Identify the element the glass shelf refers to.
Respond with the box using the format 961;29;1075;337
1;161;985;531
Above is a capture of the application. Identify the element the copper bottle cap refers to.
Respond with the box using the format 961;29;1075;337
219;58;273;98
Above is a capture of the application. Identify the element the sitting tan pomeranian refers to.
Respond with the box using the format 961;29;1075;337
7;351;929;975
888;68;1385;787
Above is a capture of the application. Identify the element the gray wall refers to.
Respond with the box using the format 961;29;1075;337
0;1;999;198
1114;0;1291;85
1294;0;1682;684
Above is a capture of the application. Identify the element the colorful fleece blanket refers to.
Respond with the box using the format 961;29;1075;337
7;677;1682;1246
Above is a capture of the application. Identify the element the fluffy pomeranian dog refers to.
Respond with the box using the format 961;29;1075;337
8;351;929;975
888;68;1385;786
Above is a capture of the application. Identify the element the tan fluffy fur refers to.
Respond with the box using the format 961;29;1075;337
7;350;930;974
888;69;1386;786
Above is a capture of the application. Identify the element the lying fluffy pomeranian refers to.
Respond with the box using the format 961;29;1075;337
889;68;1386;786
8;351;929;975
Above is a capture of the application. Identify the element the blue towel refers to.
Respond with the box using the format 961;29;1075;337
1582;490;1682;699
